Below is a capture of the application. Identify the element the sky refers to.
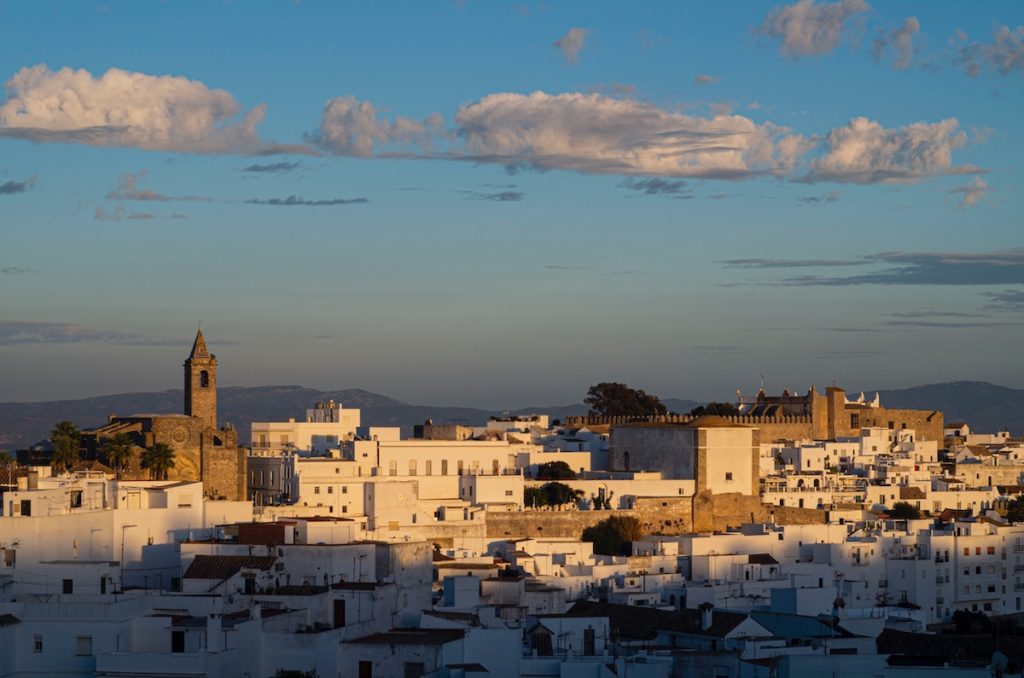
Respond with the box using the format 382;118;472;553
1;0;1023;409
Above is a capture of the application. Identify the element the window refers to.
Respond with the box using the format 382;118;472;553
314;486;320;495
506;490;514;496
199;370;209;387
327;486;333;494
359;662;373;678
409;460;417;476
403;662;425;678
584;627;596;655
457;461;464;476
425;460;432;476
341;485;348;494
964;548;970;556
62;579;73;594
389;461;397;477
75;635;93;656
977;547;982;555
850;414;860;428
492;460;500;475
342;505;348;513
171;630;185;653
33;635;42;653
988;546;996;555
441;460;448;475
725;472;733;481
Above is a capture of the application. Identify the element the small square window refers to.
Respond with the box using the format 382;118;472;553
75;636;92;656
725;472;733;481
328;486;334;494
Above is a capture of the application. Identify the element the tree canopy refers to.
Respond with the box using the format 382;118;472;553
689;402;739;417
889;502;921;520
1006;497;1024;524
582;515;643;556
50;420;81;473
584;382;667;418
140;443;176;481
525;482;584;508
101;433;136;480
536;461;576;480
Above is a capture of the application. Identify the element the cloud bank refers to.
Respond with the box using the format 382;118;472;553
726;248;1024;287
0;319;183;346
947;177;989;208
0;176;37;195
759;0;870;57
553;28;589;64
806;117;973;183
244;195;368;206
871;16;920;69
954;25;1024;77
0;65;308;154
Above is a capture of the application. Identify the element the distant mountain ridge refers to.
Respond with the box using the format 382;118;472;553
875;381;1024;436
0;381;1020;450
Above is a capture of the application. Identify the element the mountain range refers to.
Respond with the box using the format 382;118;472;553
0;381;1020;450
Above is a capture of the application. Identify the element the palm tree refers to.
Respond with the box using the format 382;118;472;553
101;433;135;480
50;420;81;474
140;443;175;480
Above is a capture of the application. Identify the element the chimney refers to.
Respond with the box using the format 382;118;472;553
699;602;714;631
206;613;224;652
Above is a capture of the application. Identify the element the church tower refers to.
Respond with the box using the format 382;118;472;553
184;327;217;430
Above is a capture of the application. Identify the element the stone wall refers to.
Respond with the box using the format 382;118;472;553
484;493;825;540
203;445;247;501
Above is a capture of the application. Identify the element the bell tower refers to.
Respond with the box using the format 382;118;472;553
184;327;217;430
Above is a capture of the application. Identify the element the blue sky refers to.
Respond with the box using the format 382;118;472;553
1;0;1022;408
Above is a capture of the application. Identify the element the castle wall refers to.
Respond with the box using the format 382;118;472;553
484;493;824;540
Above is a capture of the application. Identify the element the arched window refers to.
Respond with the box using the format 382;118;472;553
199;370;210;387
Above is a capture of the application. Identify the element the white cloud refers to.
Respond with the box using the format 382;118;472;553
311;91;979;190
553;28;589;64
694;74;720;86
0;64;285;154
105;171;212;202
871;16;920;69
451;92;806;178
806;116;973;183
310;95;441;157
759;0;870;57
947;177;989;208
954;25;1024;77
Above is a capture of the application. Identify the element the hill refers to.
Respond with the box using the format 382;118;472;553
3;381;1019;451
876;381;1024;436
0;386;700;450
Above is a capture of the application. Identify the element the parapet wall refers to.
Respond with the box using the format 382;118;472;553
565;414;813;427
484;492;824;540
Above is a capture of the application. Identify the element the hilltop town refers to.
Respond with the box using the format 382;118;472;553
2;331;1023;677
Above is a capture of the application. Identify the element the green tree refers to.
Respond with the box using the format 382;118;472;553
101;433;135;480
50;420;81;473
584;382;667;418
542;481;583;507
525;486;548;509
582;515;643;556
1006;497;1024;524
140;443;176;480
536;461;576;480
689;402;739;417
889;502;921;520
